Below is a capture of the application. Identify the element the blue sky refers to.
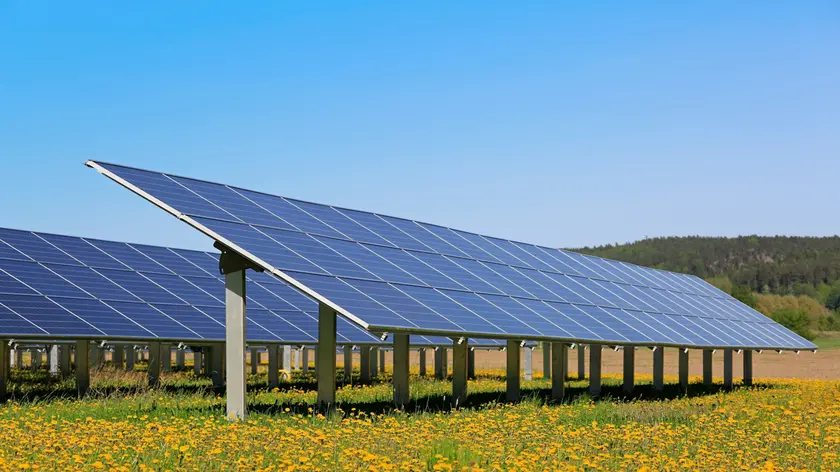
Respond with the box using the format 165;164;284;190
1;1;838;251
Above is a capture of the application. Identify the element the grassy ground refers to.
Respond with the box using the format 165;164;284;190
814;331;840;350
0;367;838;471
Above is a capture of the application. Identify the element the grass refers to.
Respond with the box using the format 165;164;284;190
814;331;840;350
0;366;838;470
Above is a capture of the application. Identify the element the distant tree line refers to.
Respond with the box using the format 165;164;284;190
575;235;840;338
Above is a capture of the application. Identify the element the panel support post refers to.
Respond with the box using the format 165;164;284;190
702;350;713;386
506;340;520;402
148;341;161;387
393;334;410;406
75;340;90;396
343;345;352;382
452;338;468;407
589;344;602;398
59;345;71;377
283;346;291;374
418;348;426;377
161;343;172;373
192;349;201;376
743;350;753;386
723;349;733;388
623;347;635;394
653;347;664;392
543;343;551;379
467;348;476;380
379;349;386;375
112;345;124;369
523;347;533;381
434;348;444;380
359;346;371;383
250;348;259;375
550;342;566;401
678;349;689;392
0;341;8;402
369;347;378;377
317;303;337;408
267;345;280;389
49;345;60;377
175;348;185;369
577;344;586;379
125;346;134;371
225;268;247;420
301;347;309;374
209;345;224;392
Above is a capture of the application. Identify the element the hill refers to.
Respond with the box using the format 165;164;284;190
575;236;840;336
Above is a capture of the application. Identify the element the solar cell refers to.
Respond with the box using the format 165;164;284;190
86;161;817;350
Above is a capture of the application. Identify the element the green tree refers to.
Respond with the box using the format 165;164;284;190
771;308;814;340
731;285;758;308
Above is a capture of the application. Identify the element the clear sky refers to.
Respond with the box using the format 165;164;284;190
1;1;838;252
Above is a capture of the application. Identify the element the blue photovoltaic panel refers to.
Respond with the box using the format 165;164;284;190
88;161;818;350
0;227;402;345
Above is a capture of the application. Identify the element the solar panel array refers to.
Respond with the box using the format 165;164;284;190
0;227;502;347
89;161;816;350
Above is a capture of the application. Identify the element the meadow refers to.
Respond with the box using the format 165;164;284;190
0;364;838;471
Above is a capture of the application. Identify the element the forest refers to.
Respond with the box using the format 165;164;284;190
576;236;840;339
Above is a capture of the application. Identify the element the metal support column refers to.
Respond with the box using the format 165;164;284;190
112;345;124;369
125;346;134;371
359;346;371;382
161;343;172;373
589;344;602;397
467;348;476;380
418;348;426;376
623;347;635;394
175;348;185;369
225;267;247;420
59;345;71;377
434;348;444;380
250;348;259;375
369;347;378;377
283;345;291;374
543;343;551;379
702;350;713;386
192;349;201;376
679;349;689;391
209;345;224;392
523;347;533;381
452;339;468;406
723;349;733;388
393;334;410;406
653;347;664;392
506;340;520;402
317;303;337;407
31;347;41;370
0;342;8;402
743;350;753;386
148;341;161;387
343;345;352;382
267;345;279;388
302;347;309;374
49;345;59;377
551;342;566;401
577;344;585;379
76;340;90;396
379;349;386;375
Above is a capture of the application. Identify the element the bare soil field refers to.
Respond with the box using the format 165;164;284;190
388;346;840;380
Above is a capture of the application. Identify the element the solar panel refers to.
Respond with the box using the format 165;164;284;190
87;161;816;350
0;227;495;347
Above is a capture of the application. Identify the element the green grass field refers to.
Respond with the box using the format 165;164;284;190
0;367;838;470
814;332;840;350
